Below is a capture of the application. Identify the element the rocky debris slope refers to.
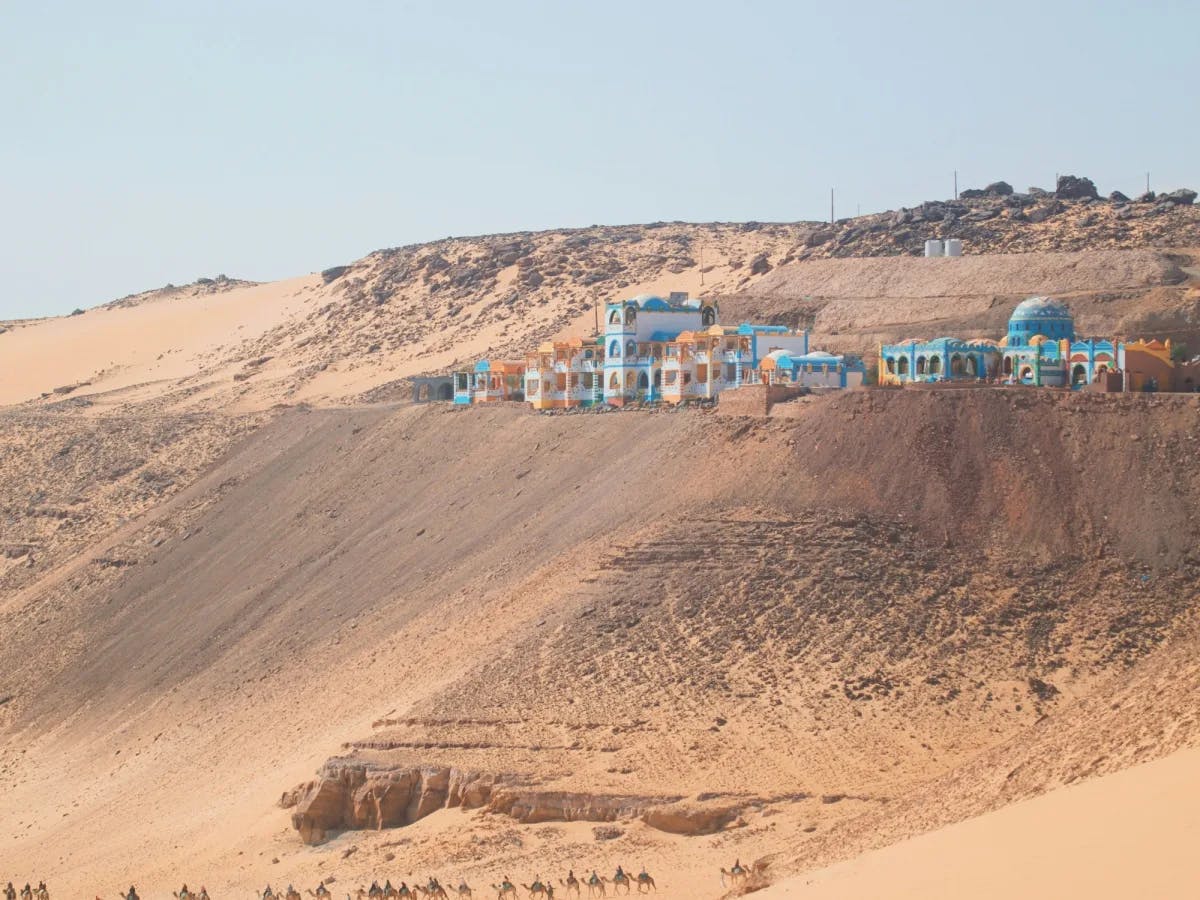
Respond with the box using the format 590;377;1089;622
102;274;258;310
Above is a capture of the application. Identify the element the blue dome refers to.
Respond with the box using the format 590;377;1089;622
1010;296;1071;320
1007;296;1074;345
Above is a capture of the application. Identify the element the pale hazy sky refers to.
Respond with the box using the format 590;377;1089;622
1;1;1196;318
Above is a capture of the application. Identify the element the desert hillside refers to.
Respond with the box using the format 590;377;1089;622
2;177;1199;413
3;183;1200;898
2;394;1199;896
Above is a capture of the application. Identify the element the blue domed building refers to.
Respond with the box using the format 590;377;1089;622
880;296;1124;388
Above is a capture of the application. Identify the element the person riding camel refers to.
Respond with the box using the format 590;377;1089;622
123;886;140;900
4;882;15;900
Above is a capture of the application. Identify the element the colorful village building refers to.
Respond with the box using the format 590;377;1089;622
453;291;863;409
453;358;526;404
523;337;606;410
881;297;1124;388
758;348;867;388
880;295;1200;392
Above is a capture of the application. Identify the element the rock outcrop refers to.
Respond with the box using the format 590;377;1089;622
283;760;697;844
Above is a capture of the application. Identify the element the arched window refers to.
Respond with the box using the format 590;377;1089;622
608;309;621;325
609;340;620;357
609;372;620;389
702;306;716;326
1072;364;1087;384
966;356;978;376
928;356;942;375
653;370;662;387
624;306;637;326
950;354;965;376
637;372;649;389
916;356;927;375
625;371;637;388
625;339;637;357
1003;356;1013;376
897;356;909;375
885;357;896;374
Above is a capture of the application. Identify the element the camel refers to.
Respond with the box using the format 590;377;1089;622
583;874;605;899
558;873;581;898
308;888;331;900
450;882;472;898
35;884;49;900
173;887;192;900
258;888;278;900
490;880;518;900
632;871;654;895
119;887;139;900
382;883;398;900
520;880;551;899
284;886;301;900
415;885;448;900
4;882;16;900
197;889;210;900
606;872;631;897
719;861;748;889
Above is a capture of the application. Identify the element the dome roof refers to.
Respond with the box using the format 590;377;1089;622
1011;296;1071;320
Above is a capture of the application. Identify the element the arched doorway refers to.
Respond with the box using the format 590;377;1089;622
437;382;453;401
637;371;649;390
1020;365;1034;383
885;357;896;374
916;356;927;375
609;339;621;357
965;356;978;377
1002;356;1013;376
928;356;941;376
653;370;662;388
950;354;965;376
897;356;909;376
1072;364;1087;385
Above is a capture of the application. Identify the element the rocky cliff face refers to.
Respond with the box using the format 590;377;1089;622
281;759;738;844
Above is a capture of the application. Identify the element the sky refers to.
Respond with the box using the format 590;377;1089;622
1;1;1197;319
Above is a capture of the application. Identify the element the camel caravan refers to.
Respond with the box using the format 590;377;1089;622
10;860;766;900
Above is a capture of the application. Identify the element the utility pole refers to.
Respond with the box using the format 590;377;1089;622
954;169;958;200
830;188;835;224
1146;171;1151;194
699;242;704;286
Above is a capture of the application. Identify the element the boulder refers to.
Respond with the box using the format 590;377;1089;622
1055;175;1099;200
984;180;1014;196
1028;186;1050;197
1109;191;1131;203
1136;191;1156;202
748;253;772;276
1165;188;1197;206
641;799;742;835
805;228;835;247
1027;200;1064;223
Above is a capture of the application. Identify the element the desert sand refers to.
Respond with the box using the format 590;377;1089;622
761;745;1200;898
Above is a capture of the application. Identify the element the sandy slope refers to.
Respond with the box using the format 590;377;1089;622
761;744;1200;899
1;398;1198;897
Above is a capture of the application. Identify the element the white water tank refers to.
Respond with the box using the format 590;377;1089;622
944;238;963;257
924;239;944;257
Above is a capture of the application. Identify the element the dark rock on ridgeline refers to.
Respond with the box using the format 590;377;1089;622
1027;200;1065;223
1165;188;1197;206
748;252;772;275
1028;186;1050;197
984;180;1014;196
320;265;352;284
1109;191;1131;204
1055;175;1100;200
1136;191;1157;203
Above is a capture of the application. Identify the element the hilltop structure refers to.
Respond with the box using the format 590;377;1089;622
459;291;863;409
880;296;1199;391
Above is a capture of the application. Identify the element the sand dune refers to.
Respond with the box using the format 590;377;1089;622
761;745;1200;899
